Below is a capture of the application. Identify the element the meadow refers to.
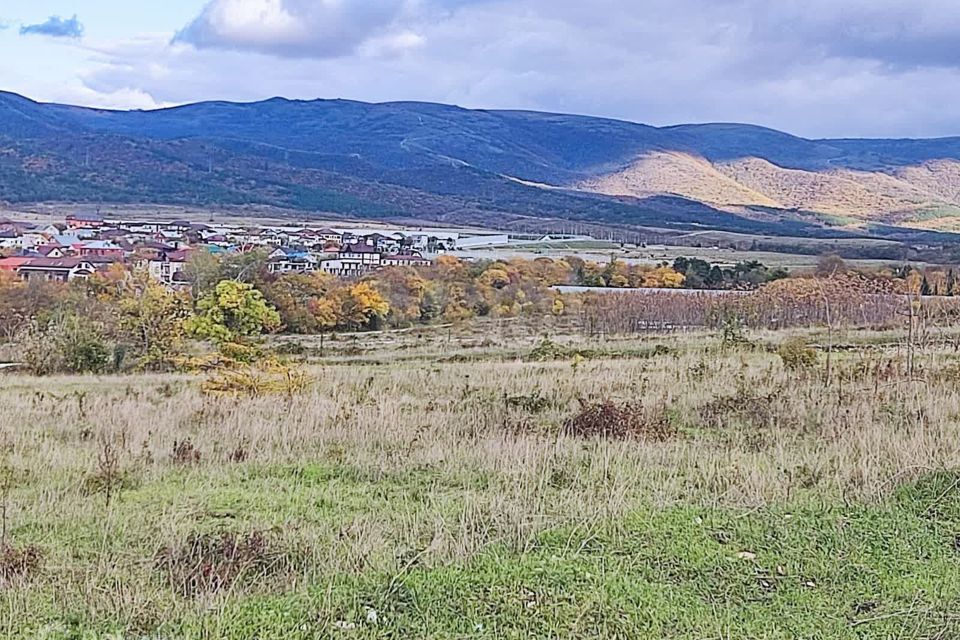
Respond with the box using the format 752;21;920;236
1;316;960;639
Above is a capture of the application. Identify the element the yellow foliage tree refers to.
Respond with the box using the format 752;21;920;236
342;281;390;329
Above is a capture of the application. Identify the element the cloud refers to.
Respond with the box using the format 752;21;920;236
20;14;84;39
47;0;960;137
745;0;960;70
174;0;411;58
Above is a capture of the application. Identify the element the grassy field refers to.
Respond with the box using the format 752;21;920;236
2;322;960;638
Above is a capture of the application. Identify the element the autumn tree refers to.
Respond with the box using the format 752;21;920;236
261;272;340;334
119;279;193;370
0;274;67;342
341;281;390;330
376;268;429;328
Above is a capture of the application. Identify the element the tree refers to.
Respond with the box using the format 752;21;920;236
341;281;389;330
186;281;281;345
261;272;339;334
119;280;193;370
0;275;66;342
182;250;223;298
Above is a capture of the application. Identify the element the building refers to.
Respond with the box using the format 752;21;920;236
318;258;365;277
0;257;33;274
14;258;98;282
146;250;189;285
77;241;125;260
66;213;106;230
339;243;382;268
316;228;343;244
267;254;318;275
382;254;433;267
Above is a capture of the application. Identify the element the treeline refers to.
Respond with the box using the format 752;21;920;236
0;253;585;374
554;256;787;290
671;258;787;289
6;250;959;375
579;268;960;335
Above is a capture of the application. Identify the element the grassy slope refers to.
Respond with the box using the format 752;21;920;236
2;325;960;638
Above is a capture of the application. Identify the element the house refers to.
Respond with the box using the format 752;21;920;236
318;258;365;277
15;258;98;282
339;243;382;268
33;246;67;259
316;228;343;244
268;255;318;275
0;257;33;273
44;234;91;252
0;229;23;250
76;241;125;260
147;250;189;285
267;248;318;274
382;254;432;267
167;220;193;233
361;233;399;251
66;213;105;230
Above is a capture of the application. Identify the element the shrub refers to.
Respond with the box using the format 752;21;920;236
528;337;570;361
564;399;675;440
82;438;131;506
15;321;61;376
506;391;551;414
778;337;818;371
0;543;43;584
15;314;112;375
58;316;111;374
201;359;312;398
171;439;202;465
155;531;289;597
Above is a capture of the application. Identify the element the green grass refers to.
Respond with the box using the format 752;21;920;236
7;464;960;638
5;325;960;638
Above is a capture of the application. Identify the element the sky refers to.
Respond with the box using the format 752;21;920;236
2;0;960;138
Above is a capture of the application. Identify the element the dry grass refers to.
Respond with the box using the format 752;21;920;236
579;151;960;222
2;324;960;634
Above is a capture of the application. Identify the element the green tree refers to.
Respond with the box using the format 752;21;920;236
186;281;281;345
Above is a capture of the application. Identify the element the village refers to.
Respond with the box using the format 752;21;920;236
0;212;468;285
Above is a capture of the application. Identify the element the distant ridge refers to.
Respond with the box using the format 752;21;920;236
3;91;960;240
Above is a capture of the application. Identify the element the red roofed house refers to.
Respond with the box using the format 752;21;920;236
76;241;125;260
66;213;106;230
0;257;33;273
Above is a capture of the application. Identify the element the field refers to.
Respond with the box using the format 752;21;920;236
460;241;918;271
2;320;960;638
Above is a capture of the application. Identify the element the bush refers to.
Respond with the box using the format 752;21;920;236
564;399;675;440
58;316;111;374
0;543;43;584
155;531;289;597
778;337;818;371
171;439;202;465
200;358;312;398
15;314;112;375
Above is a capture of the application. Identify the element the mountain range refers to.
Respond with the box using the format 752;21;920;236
4;90;960;245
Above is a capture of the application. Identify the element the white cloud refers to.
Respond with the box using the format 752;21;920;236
175;0;412;58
